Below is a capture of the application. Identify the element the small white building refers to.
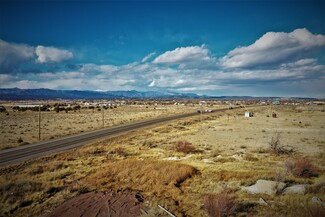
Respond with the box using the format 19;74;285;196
245;111;253;117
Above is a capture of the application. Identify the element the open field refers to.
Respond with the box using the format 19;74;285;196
0;104;203;150
0;104;324;216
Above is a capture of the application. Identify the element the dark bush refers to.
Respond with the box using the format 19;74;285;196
175;141;196;154
284;157;319;178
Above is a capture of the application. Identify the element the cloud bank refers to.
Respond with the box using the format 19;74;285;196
1;28;324;97
0;40;74;73
35;46;73;63
0;39;35;73
220;28;325;68
153;45;216;69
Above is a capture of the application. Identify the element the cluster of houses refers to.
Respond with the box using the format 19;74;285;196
0;98;324;113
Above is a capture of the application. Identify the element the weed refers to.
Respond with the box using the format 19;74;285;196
269;134;295;155
29;166;44;175
306;204;325;217
243;153;258;161
284;157;319;178
203;192;238;217
50;162;65;171
113;147;128;157
46;186;64;196
77;186;91;194
175;141;197;154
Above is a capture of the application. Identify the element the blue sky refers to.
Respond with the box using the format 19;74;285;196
0;0;324;97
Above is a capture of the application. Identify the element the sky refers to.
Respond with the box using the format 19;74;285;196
0;0;324;98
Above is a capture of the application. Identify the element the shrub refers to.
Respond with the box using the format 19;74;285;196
114;147;128;157
268;134;295;155
306;204;325;217
29;166;44;175
175;141;196;154
284;157;319;178
203;192;238;217
78;186;90;194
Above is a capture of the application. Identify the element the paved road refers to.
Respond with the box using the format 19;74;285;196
0;108;229;167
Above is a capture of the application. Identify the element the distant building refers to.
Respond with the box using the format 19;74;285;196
272;101;280;105
245;111;253;117
16;104;42;108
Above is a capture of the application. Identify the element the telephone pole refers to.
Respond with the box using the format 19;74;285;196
102;106;105;128
38;105;41;141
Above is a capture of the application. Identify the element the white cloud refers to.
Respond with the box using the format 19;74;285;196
0;39;35;73
220;28;325;68
153;45;216;69
280;58;317;68
141;52;156;62
35;45;73;63
148;80;156;87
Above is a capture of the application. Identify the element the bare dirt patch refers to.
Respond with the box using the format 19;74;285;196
47;191;146;217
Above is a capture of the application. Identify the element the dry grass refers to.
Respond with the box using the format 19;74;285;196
0;104;195;150
84;159;199;195
0;180;44;215
203;192;238;217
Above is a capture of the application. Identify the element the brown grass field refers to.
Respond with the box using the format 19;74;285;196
0;104;324;216
0;104;197;150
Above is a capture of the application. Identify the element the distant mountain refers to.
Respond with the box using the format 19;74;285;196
0;88;201;100
0;88;317;100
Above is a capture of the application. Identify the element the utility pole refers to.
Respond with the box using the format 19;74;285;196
102;106;105;128
200;104;203;124
38;105;41;141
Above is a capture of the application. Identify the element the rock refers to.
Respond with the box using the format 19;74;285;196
163;157;180;161
202;159;215;164
231;154;243;161
311;196;325;206
283;184;306;194
183;154;193;160
258;197;268;206
241;179;286;195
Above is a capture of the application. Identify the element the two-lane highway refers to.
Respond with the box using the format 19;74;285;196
0;108;229;167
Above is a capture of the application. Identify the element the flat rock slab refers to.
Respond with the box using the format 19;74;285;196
283;184;306;194
242;179;286;195
48;191;145;217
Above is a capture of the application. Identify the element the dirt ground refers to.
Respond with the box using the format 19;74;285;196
47;191;146;217
0;104;324;217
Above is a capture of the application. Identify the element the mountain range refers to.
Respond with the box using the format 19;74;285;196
0;88;201;100
0;88;316;100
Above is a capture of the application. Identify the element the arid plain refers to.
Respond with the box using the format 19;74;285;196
0;103;324;216
0;103;196;150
